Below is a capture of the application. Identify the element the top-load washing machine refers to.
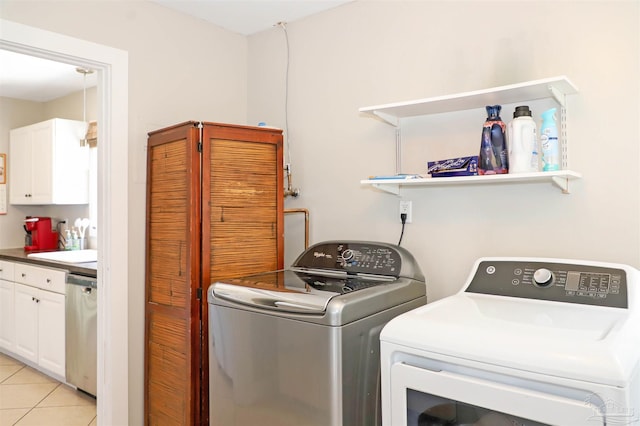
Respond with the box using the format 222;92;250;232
208;240;427;426
380;257;640;426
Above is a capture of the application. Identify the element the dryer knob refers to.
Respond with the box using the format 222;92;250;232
533;268;554;287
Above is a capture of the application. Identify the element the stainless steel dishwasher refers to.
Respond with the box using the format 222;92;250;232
66;273;97;397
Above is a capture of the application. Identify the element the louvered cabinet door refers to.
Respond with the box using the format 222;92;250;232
203;123;284;281
145;122;202;426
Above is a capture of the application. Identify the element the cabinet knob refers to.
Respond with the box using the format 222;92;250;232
46;278;51;283
21;273;26;278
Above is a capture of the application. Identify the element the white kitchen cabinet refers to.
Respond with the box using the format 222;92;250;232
10;263;66;379
14;283;39;364
0;261;15;352
0;280;15;352
9;118;90;205
36;288;66;376
359;76;581;194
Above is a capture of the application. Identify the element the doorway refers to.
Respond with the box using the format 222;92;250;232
0;19;130;425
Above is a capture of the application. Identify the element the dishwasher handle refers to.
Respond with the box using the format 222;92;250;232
67;273;97;289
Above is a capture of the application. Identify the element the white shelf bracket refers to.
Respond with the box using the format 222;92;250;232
372;183;400;195
548;85;566;108
372;111;399;127
551;176;571;194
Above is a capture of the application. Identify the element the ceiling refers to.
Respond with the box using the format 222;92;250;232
0;0;352;102
153;0;353;36
0;50;99;103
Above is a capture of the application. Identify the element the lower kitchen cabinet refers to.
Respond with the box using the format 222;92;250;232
0;279;15;351
36;287;66;376
11;263;66;379
14;283;39;363
0;261;15;351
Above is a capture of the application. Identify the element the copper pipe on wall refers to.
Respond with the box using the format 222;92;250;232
284;208;309;249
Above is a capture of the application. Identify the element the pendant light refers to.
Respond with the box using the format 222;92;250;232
76;67;94;146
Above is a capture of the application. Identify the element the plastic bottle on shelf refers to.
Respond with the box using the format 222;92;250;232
507;106;539;173
540;108;560;171
478;105;508;175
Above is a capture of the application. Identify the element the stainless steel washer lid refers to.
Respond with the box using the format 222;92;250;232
212;270;340;314
210;272;425;325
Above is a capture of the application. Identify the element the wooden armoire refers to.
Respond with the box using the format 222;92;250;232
144;122;284;425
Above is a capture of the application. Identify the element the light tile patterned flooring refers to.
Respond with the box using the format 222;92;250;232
0;352;96;426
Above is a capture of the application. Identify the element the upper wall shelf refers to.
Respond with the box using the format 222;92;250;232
359;76;578;127
361;171;582;195
358;76;580;194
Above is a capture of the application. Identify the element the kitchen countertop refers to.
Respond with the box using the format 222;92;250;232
0;248;97;278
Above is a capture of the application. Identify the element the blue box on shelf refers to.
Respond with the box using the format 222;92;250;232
427;156;478;178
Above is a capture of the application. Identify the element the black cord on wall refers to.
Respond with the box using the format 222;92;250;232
397;213;407;246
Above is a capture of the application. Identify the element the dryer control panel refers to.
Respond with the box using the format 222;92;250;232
466;259;629;308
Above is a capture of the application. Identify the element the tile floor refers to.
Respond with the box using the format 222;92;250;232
0;352;96;426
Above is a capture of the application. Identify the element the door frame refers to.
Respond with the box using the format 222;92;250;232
0;19;130;425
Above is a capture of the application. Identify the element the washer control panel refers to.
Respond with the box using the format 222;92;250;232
293;241;403;276
466;260;628;308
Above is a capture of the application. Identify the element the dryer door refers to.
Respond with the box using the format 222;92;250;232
388;363;606;426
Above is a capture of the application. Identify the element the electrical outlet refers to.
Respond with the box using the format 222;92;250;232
399;200;412;223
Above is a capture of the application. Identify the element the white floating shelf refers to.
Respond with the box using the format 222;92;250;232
361;171;582;195
359;76;578;127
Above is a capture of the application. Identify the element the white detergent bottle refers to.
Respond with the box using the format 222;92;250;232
507;106;538;173
540;107;560;171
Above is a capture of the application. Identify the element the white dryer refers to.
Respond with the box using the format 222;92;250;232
380;257;640;426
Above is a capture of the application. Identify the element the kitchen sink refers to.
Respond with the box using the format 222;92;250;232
27;249;97;264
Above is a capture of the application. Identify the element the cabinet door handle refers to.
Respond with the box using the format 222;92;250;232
21;273;26;278
31;296;35;301
46;278;51;283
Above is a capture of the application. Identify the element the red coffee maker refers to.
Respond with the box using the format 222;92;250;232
24;217;58;252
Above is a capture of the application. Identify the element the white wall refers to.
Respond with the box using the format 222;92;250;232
0;2;248;424
249;1;640;301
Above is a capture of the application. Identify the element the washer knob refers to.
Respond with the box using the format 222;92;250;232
341;249;354;261
533;268;554;287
